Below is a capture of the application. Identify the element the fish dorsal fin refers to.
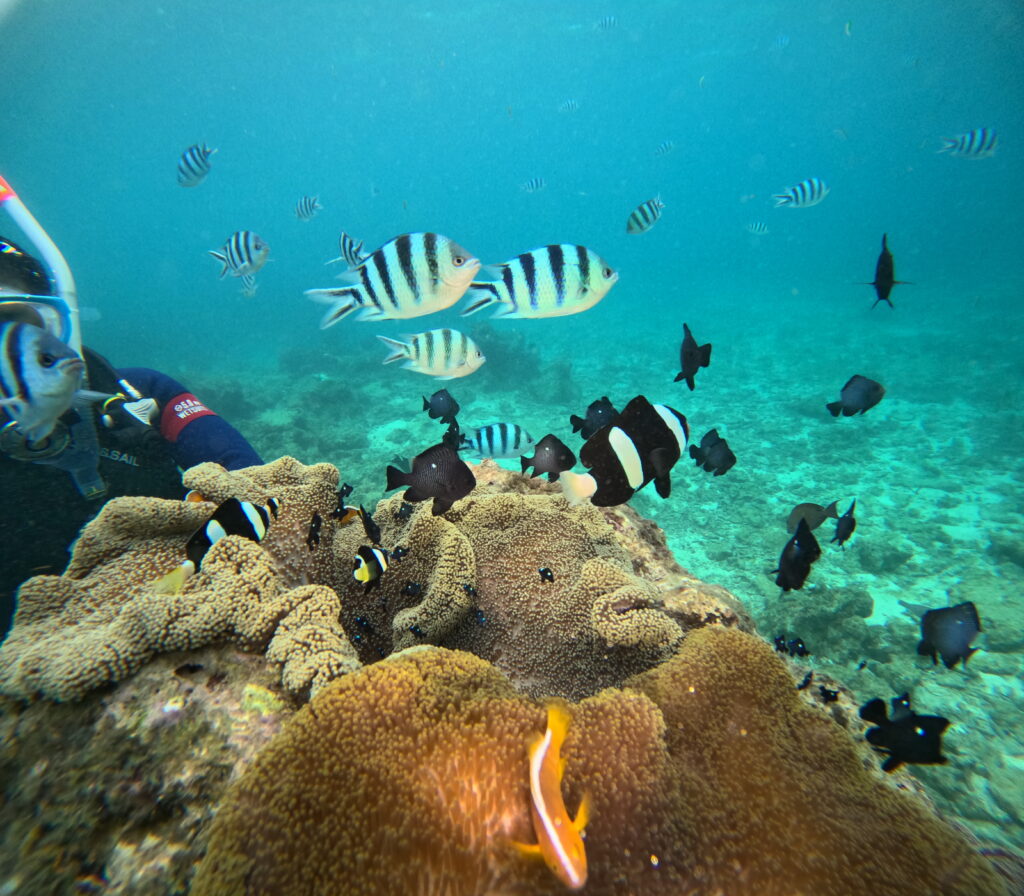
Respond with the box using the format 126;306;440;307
573;791;591;833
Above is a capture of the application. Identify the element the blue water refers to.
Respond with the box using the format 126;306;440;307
2;0;1022;859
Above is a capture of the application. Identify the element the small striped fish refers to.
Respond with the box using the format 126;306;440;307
522;177;547;193
177;143;216;187
773;177;829;208
595;14;617;30
461;244;618;319
938;128;997;159
626;197;665;234
654;140;675;157
377;329;485;379
0;321;84;442
746;222;769;235
559;99;580;113
461;423;536;459
295;195;323;220
306;233;480;327
326;232;366;267
209;231;270;278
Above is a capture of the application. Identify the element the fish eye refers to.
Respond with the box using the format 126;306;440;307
39;352;57;368
602;267;614;278
452;255;466;266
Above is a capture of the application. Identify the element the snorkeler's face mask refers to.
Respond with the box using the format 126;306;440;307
0;174;81;354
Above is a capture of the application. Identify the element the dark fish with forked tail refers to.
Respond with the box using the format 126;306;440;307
786;501;839;532
385;442;476;515
831;499;857;547
865;234;910;309
689;428;735;476
521;434;576;481
673;323;711;390
826;375;885;417
859;693;950;772
773;517;821;591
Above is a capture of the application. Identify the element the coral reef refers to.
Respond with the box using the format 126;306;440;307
331;460;749;699
0;457;359;702
192;634;1008;896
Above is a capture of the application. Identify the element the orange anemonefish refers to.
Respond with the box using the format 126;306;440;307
514;701;590;890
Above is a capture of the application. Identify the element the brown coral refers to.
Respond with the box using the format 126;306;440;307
191;637;1007;896
0;457;359;701
331;475;738;699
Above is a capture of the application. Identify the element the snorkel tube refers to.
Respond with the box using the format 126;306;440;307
0;174;106;498
0;174;81;354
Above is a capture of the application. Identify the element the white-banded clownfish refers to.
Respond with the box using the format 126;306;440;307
513;701;590;890
353;545;390;593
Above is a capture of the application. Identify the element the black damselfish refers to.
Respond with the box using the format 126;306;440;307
917;601;981;669
831;499;857;548
307;511;322;551
689;428;735;476
385;442;476;515
674;322;711;390
521;433;576;481
423;388;460;425
865;234;909;309
358;504;381;545
773;518;821;591
539;567;555;583
569;396;618;440
573;395;689;506
826;375;885;417
859;693;950;772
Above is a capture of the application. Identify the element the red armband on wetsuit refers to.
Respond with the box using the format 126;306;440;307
160;393;217;442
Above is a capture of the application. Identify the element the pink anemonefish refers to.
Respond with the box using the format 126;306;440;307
514;701;590;890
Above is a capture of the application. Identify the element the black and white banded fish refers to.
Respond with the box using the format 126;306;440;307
177;142;216;187
152;497;280;594
326;232;366;267
559;99;580;113
0;321;84;442
460;422;536;459
295;195;323;220
773;178;829;208
938;128;997;159
304;233;481;327
746;222;769;235
654;140;675;157
209;231;270;279
626;197;665;234
595;14;618;29
460;244;618;319
521;177;547;193
353;545;390;592
377;328;486;379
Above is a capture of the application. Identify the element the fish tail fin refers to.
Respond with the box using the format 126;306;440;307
688;444;702;462
569;414;585;433
150;561;195;595
772;194;791;208
385;465;409;492
422;396;431;411
520;456;532;475
460;284;502;317
305;287;364;328
858;697;889;726
376;335;409;364
825;401;842;417
824;500;839;518
208;250;229;278
936;137;956;154
573;791;592;833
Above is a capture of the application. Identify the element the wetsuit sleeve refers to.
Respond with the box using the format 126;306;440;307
115;367;263;472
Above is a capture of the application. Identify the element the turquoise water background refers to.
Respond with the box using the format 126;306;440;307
2;0;1022;850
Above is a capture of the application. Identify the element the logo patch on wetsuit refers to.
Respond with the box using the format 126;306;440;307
99;447;140;467
161;392;216;442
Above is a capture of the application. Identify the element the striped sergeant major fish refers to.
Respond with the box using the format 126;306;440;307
325;232;366;267
209;231;270;279
377;328;485;379
560;394;689;507
460;422;536;459
460;244;618;319
773;177;829;208
626;197;665;234
177;142;216;187
938;127;997;159
558;99;579;113
152;496;280;594
654;139;675;157
521;177;547;193
305;233;481;327
595;14;617;30
0;321;84;443
746;221;769;235
295;195;323;220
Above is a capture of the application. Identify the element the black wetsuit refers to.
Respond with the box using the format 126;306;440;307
0;348;261;639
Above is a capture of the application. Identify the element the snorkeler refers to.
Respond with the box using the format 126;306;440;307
0;174;262;639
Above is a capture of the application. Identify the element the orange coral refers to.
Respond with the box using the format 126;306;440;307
191;636;1006;896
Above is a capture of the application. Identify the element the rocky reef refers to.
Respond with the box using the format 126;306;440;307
0;458;1013;895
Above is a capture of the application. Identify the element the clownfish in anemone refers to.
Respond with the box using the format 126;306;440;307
513;701;590;890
